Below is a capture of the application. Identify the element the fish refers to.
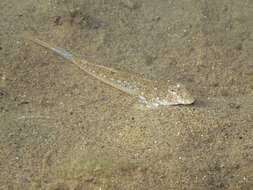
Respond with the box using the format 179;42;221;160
25;36;195;108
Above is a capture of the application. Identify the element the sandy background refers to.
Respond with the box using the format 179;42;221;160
0;0;253;189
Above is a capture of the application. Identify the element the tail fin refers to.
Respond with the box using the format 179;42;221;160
24;35;76;63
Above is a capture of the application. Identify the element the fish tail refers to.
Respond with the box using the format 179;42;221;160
24;35;77;64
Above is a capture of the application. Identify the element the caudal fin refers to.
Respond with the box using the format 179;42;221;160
24;35;76;63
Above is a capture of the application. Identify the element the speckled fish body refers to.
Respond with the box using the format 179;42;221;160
27;37;195;108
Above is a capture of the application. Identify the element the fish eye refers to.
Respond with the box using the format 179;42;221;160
168;89;176;94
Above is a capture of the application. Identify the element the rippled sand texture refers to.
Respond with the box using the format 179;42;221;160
0;0;252;189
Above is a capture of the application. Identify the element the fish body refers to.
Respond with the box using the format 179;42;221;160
26;37;195;108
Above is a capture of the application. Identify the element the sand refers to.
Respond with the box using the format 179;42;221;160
0;0;252;189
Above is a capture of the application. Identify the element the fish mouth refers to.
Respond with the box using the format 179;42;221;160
182;97;195;105
177;96;195;105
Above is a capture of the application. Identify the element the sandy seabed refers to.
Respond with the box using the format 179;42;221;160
0;0;252;189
